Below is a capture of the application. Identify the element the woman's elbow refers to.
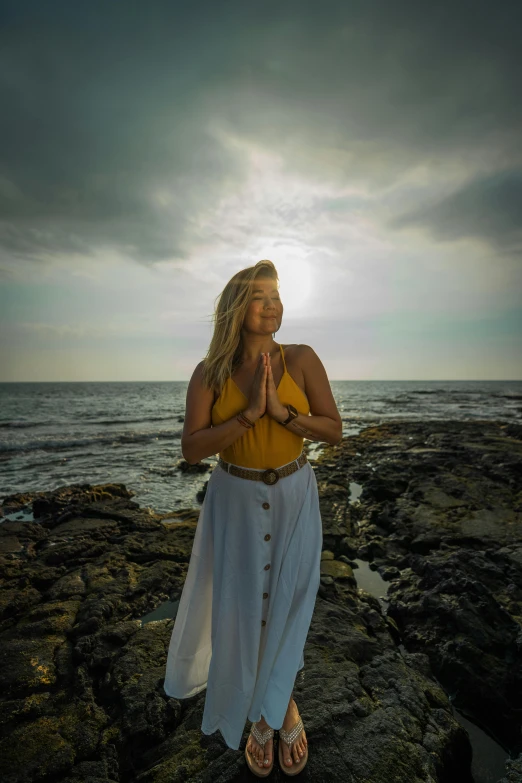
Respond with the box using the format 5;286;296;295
331;422;343;446
181;437;197;464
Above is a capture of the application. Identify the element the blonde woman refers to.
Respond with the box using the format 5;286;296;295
164;260;342;776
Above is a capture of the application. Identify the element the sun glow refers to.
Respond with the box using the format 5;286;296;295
276;258;312;315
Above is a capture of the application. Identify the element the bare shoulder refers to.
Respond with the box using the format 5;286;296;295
288;344;341;422
192;359;206;380
282;343;323;376
186;359;215;404
286;343;322;365
282;343;312;360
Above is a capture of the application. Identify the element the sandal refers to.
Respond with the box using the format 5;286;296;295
278;712;308;776
245;721;275;777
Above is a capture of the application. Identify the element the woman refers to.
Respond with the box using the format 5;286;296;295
163;260;342;776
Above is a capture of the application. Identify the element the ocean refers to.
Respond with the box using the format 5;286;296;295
1;379;521;515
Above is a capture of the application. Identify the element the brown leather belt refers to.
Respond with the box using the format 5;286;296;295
218;451;307;485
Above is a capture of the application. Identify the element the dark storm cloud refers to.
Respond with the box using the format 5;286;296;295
0;0;520;264
389;170;522;253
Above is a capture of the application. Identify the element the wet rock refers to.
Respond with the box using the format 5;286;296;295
314;418;522;772
320;549;335;560
499;753;522;782
175;460;212;474
320;558;354;581
284;599;471;781
0;470;471;782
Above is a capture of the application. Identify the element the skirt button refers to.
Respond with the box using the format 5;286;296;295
264;533;271;541
261;620;266;626
264;563;271;570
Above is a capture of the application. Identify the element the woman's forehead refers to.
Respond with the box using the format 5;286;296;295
250;278;278;292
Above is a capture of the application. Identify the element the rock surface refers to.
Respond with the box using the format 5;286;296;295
313;419;522;781
0;419;520;781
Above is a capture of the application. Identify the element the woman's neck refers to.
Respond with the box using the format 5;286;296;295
240;341;279;364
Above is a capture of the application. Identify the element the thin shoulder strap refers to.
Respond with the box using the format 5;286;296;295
279;343;287;373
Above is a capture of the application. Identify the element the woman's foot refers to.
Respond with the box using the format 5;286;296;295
246;716;274;770
279;698;308;768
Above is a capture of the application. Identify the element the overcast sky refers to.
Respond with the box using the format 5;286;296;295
1;0;521;382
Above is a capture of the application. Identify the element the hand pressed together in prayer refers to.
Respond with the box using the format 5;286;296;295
265;352;289;423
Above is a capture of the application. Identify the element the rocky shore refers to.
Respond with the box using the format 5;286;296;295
1;419;521;782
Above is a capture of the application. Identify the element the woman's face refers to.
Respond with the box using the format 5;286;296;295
243;277;283;335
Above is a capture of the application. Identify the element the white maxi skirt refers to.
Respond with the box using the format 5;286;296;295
163;451;323;750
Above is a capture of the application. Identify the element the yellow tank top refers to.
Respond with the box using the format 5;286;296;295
211;343;310;469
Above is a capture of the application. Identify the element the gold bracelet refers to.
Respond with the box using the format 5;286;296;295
240;410;255;427
236;413;253;428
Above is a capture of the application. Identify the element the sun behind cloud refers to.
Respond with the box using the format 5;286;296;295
275;257;313;316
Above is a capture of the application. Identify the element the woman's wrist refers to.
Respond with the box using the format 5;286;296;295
272;404;289;424
240;406;289;424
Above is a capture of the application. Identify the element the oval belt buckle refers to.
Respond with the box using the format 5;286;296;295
262;468;279;485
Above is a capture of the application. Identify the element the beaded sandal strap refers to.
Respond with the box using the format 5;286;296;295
251;721;275;747
279;716;304;748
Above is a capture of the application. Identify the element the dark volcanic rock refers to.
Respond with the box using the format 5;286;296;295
1;430;511;782
313;419;522;777
175;460;212;475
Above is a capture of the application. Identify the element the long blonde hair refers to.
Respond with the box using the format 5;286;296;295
202;260;280;395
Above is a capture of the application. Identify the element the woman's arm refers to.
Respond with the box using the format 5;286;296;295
272;345;343;446
181;362;258;464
